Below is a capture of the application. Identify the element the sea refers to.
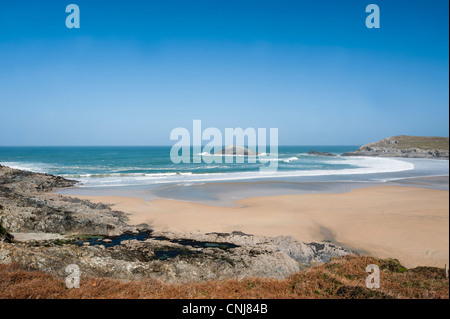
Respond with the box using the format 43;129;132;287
1;146;448;192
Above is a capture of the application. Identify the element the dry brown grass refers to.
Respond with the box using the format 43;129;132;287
393;135;449;150
0;255;448;299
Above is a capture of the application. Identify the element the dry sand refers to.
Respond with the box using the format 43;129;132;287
71;186;449;268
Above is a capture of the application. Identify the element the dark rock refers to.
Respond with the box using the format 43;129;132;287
308;151;335;156
214;145;258;156
0;223;14;243
231;231;252;236
0;165;77;193
0;165;131;236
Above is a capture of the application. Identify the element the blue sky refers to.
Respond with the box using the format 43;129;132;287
0;0;448;146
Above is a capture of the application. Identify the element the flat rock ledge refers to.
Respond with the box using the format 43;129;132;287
10;232;68;242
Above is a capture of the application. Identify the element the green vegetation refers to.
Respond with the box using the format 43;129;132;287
380;258;408;273
0;223;14;243
387;135;449;150
0;224;8;236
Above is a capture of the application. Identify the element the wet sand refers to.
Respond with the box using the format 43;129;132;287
70;185;449;268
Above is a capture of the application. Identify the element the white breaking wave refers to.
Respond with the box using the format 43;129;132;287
283;157;299;163
1;156;416;188
72;156;414;187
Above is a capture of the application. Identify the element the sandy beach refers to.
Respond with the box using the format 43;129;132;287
71;185;449;269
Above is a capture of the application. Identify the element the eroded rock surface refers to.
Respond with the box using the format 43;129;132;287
0;165;143;236
0;230;352;282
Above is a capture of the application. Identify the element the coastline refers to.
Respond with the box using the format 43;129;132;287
1;162;449;298
57;174;450;207
67;184;449;269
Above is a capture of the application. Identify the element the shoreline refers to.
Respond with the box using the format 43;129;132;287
1;161;449;298
57;174;449;207
67;184;449;269
2;163;449;285
43;155;448;189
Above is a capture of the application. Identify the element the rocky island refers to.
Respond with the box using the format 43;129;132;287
342;135;449;159
214;145;258;156
308;151;336;156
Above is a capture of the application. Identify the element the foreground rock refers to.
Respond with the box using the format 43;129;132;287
158;230;351;267
0;165;144;236
342;135;449;159
0;164;352;282
0;230;351;282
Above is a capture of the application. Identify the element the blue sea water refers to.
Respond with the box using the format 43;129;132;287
0;146;447;188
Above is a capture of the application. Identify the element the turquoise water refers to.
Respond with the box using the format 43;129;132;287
0;146;425;187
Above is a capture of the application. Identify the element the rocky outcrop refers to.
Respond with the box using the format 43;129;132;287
0;164;77;193
342;136;449;159
215;145;258;156
0;165;146;236
0;230;351;282
157;231;351;267
308;151;335;156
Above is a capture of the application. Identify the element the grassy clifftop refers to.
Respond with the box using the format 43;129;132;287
343;135;449;158
367;135;449;151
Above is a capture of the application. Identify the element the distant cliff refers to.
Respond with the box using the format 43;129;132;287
342;135;449;159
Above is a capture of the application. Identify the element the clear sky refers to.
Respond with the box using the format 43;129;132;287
0;0;448;146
